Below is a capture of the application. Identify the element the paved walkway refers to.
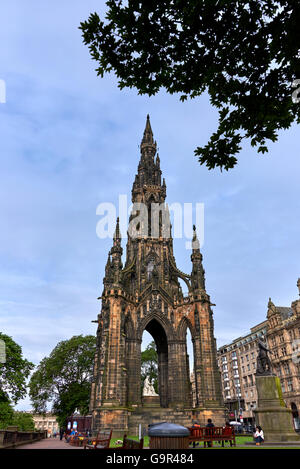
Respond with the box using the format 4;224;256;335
15;438;300;450
16;438;83;449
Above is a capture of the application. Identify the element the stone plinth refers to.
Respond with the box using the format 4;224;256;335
142;396;160;407
254;375;300;443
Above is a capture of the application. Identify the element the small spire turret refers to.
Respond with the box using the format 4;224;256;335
191;225;205;291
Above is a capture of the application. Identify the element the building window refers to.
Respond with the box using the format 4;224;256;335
281;347;287;356
287;379;293;392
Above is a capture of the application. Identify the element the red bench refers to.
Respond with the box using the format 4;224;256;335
188;426;236;447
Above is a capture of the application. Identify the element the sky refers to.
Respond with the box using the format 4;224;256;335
0;1;299;411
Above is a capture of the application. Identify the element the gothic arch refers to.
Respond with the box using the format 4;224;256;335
177;316;197;341
145;191;160;203
137;311;175;343
175;272;191;292
139;313;172;408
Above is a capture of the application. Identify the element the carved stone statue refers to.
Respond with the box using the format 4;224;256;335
143;376;158;396
256;340;273;376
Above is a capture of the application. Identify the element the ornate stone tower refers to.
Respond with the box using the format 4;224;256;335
90;116;224;434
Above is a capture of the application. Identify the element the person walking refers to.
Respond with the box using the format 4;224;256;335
253;426;264;446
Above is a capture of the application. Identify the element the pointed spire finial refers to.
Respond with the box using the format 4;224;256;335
268;297;275;309
297;278;300;296
192;225;200;251
141;114;154;145
114;217;121;241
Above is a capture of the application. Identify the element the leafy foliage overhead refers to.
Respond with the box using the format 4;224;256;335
29;335;96;428
0;332;34;404
80;1;300;170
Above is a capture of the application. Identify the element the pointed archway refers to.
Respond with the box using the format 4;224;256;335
144;318;169;407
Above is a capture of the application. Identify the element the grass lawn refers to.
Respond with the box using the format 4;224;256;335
110;435;253;448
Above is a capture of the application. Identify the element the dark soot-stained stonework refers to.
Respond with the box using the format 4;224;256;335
90;117;225;434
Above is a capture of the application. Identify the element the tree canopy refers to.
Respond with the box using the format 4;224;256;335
0;332;34;404
0;403;35;431
80;1;300;170
141;340;158;393
29;335;96;428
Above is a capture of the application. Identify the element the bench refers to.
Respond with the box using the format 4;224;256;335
69;434;90;447
116;434;144;449
188;426;236;448
83;430;112;449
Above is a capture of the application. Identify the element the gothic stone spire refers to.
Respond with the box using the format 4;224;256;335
132;115;165;202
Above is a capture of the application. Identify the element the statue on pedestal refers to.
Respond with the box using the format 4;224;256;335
256;340;273;376
143;376;158;397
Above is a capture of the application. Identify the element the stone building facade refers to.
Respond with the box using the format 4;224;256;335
90;116;224;434
218;278;300;429
218;321;268;425
266;279;300;430
32;413;59;436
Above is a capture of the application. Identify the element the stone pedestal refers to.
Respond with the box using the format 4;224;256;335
254;375;300;443
142;396;160;407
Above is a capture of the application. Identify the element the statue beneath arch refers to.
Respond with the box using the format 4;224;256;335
143;376;158;397
89;116;225;433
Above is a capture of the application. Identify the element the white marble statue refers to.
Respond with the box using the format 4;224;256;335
143;376;158;396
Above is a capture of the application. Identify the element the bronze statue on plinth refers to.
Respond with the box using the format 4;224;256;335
256;340;274;376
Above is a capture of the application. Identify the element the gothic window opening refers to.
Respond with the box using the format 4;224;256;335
141;319;169;408
147;259;154;280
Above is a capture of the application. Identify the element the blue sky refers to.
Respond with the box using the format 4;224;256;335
0;1;299;410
